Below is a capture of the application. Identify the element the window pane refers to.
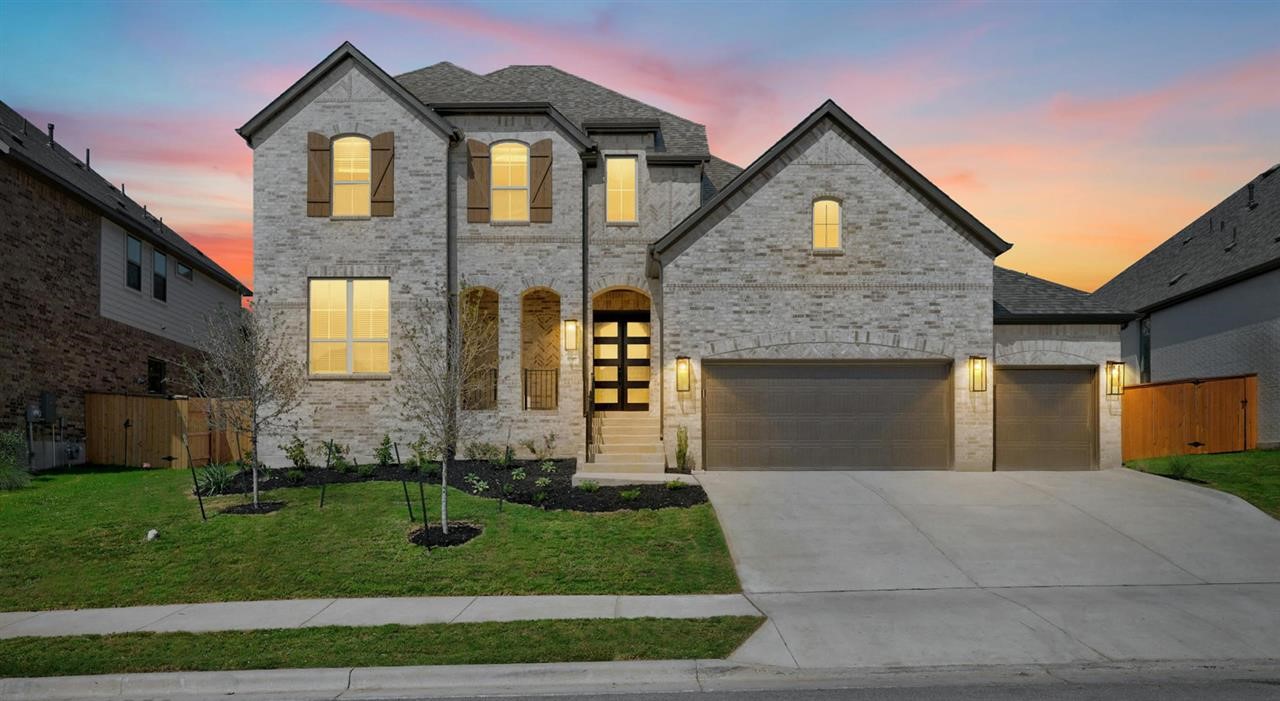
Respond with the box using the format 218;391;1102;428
310;342;347;374
492;188;528;222
127;236;141;263
627;343;649;360
626;365;650;382
352;279;389;340
491;143;528;187
627;387;649;404
593;321;618;338
353;342;389;373
594;343;618;360
153;251;166;276
333;137;370;182
594;388;618;404
594;366;618;381
333;183;371;217
310;280;347;341
814;200;840;248
626;322;650;338
607;157;637;222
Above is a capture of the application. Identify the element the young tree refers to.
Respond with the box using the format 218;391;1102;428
396;285;498;533
181;297;305;507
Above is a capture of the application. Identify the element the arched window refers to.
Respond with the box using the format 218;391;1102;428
491;142;529;222
461;287;500;410
813;199;841;250
332;136;371;217
521;289;561;410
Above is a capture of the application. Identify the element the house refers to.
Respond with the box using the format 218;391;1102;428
241;42;1131;473
1094;165;1279;449
0;100;250;469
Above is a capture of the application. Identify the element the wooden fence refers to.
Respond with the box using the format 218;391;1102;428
85;393;253;469
1121;374;1258;461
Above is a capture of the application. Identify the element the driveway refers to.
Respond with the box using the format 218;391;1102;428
700;469;1280;669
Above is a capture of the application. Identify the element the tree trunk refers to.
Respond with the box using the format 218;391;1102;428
441;449;452;534
251;433;260;507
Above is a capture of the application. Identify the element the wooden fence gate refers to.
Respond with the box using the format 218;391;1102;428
85;393;252;469
1121;374;1258;461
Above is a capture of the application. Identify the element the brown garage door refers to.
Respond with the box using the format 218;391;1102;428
995;368;1096;470
702;362;952;470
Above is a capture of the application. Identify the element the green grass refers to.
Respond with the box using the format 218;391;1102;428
0;616;764;678
1128;449;1280;518
0;467;739;611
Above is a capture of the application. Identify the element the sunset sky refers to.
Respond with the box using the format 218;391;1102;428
3;0;1277;292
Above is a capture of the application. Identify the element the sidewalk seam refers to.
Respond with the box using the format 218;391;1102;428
448;596;478;623
297;599;338;628
132;604;191;632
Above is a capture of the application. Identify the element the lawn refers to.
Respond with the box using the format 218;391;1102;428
0;467;739;611
1128;449;1280;518
0;616;764;678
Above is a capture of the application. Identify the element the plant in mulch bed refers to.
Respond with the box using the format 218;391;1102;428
539;459;558;475
666;480;687;490
285;469;305;484
465;442;501;462
675;426;693;472
374;435;395;468
532;477;553;506
195;463;236;496
327;441;352;473
619;488;641;502
408;522;483;549
577;480;600;493
521;433;558;462
496;467;526;512
280;435;311;471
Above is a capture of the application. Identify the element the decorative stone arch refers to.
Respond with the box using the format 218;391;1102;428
701;328;956;360
589;273;651;299
995;348;1100;366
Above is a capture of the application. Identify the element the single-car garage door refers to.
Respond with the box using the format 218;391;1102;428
995;368;1097;470
702;362;952;470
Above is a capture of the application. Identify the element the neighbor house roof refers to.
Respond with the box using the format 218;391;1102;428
0;100;250;296
650;100;1013;273
1093;164;1280;313
994;267;1134;324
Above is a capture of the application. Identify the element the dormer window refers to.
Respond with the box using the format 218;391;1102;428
491;142;530;222
813;199;841;251
332;136;371;217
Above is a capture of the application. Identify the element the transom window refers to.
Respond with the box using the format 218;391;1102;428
606;156;637;223
813;199;841;250
491;142;529;222
332;136;371;217
125;235;142;290
309;278;390;375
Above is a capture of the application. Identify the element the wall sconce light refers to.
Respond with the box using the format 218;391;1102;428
969;355;988;392
676;356;691;392
563;319;579;351
1106;361;1124;396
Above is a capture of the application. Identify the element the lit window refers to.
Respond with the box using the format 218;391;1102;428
309;278;389;375
491;142;529;222
153;251;167;301
125;236;142;290
813;199;841;250
606;156;637;223
332;136;371;217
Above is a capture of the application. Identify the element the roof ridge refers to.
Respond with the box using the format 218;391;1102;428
995;266;1089;296
486;64;707;130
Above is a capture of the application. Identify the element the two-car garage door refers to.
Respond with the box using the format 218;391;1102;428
702;362;952;470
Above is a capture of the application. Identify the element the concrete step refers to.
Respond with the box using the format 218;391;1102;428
591;452;665;466
579;461;666;474
598;436;663;447
596;442;662;454
600;425;661;437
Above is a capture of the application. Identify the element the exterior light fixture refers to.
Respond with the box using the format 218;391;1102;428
676;356;691;392
564;319;579;351
969;355;988;392
1106;361;1124;396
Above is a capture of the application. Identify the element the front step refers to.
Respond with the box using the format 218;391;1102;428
592;452;664;465
591;411;664;472
596;441;662;454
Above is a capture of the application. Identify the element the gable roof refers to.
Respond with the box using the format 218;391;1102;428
237;42;459;147
650;100;1013;269
0;100;250;296
1093;164;1280;313
701;155;743;204
994;266;1134;324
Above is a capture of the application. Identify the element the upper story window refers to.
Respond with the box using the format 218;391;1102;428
176;262;193;281
309;278;390;376
152;251;167;301
606;156;637;223
491;142;530;222
812;199;841;251
125;236;142;290
332;136;371;217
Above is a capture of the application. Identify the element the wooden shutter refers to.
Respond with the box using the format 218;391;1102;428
307;132;331;217
466;139;490;223
530;139;553;223
371;132;395;217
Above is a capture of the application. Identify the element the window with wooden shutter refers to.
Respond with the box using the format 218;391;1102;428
332;136;371;217
491;142;529;222
370;132;394;217
466;139;491;223
307;132;332;217
530;139;553;223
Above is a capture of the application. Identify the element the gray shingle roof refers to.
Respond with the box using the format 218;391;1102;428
396;61;533;103
0;100;250;295
994;266;1133;322
701;155;743;203
1093;164;1280;312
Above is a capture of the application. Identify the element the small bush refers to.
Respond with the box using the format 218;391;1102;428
285;469;305;484
463;473;490;495
374;435;394;467
619;488;641;502
465;442;501;462
279;435;310;470
522;433;558;461
676;426;692;471
1167;456;1194;480
326;441;351;473
195;463;235;496
494;443;516;469
510;467;527;482
356;461;376;478
577;480;600;493
539;459;557;474
410;436;440;472
0;430;31;491
665;479;687;490
421;461;441;479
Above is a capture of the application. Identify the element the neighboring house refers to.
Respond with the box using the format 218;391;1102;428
241;42;1129;473
1095;165;1280;449
0;100;250;469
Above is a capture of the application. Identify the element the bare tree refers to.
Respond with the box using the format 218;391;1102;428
181;297;305;507
396;286;498;533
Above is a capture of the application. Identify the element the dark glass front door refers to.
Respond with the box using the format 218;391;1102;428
592;311;650;411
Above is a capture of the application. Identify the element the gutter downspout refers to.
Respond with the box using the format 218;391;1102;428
581;156;592;463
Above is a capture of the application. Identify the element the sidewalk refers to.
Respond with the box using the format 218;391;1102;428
0;594;759;639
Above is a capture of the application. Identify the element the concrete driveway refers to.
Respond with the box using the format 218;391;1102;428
699;469;1280;669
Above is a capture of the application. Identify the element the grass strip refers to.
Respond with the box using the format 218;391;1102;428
1128;450;1280;519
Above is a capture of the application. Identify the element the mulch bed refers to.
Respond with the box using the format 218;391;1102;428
408;523;483;548
219;501;285;515
216;458;707;512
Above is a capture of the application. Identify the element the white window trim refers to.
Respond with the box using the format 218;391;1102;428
812;198;843;253
606;155;639;225
490;141;530;223
331;135;372;220
309;278;391;378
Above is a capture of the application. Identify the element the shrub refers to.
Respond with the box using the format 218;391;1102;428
285;469;305;484
676;426;691;471
374;434;394;467
510;467;527;482
576;480;600;493
463;473;490;495
539;459;557;474
665;479;687;490
195;463;235;496
421;461;441;479
1167;456;1194;480
279;435;310;470
356;461;376;478
465;442;501;462
326;440;351;473
494;443;516;469
0;430;30;491
619;488;641;502
522;433;558;461
410;436;440;472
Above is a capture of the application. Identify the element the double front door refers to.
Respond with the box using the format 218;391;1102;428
592;311;650;411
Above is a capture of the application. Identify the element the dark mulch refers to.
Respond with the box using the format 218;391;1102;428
214;458;707;512
220;501;285;515
408;523;483;548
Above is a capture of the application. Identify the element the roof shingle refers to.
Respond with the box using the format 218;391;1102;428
994;266;1133;322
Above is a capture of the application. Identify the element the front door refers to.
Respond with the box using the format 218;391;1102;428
592;311;650;411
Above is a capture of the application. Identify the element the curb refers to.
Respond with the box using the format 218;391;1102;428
5;658;1280;700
